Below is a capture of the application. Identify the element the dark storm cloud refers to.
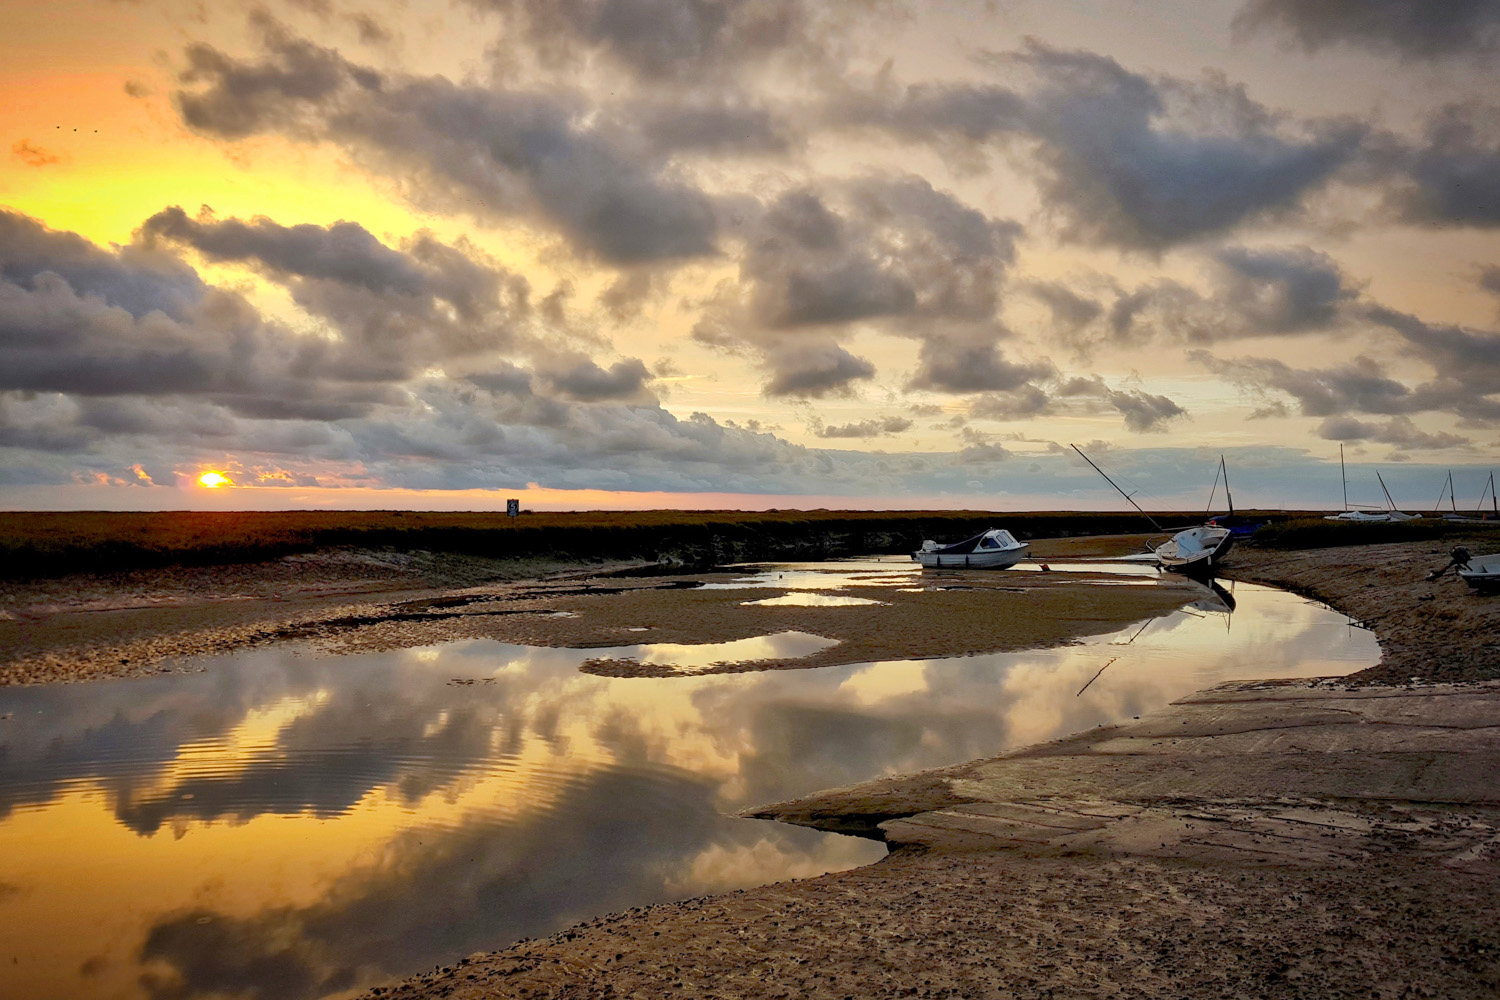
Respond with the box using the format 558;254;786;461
172;21;722;264
697;176;1026;396
842;42;1364;251
1234;0;1500;60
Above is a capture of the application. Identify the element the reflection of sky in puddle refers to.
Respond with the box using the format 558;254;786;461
701;560;919;590
0;576;1376;1000
593;630;838;668
741;593;886;607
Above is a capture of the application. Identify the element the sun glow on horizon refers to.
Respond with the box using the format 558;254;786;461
198;471;231;489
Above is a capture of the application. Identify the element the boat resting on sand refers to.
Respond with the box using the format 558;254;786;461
1324;510;1420;523
913;528;1029;569
1458;553;1500;591
1152;524;1234;575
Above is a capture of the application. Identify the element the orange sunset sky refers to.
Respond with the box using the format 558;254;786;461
2;0;1498;511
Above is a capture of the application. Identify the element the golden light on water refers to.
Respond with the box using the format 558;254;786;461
198;471;231;489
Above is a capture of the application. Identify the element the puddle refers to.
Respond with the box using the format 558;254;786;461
0;573;1377;1000
585;630;838;671
741;593;886;607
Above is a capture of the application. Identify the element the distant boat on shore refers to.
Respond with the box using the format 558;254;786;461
912;528;1029;569
1325;446;1419;522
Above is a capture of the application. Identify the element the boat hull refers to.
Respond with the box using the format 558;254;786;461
913;544;1030;569
1154;527;1234;575
1459;555;1500;591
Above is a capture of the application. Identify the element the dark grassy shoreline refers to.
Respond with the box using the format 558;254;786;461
3;508;1495;582
0;509;1228;581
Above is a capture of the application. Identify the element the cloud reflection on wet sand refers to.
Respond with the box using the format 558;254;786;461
0;580;1375;1000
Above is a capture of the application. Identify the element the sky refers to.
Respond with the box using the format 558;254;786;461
1;0;1498;512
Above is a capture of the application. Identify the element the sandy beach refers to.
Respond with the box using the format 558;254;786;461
4;533;1499;998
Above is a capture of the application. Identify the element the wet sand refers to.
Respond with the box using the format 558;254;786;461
1;534;1186;685
355;537;1500;1000
6;533;1500;996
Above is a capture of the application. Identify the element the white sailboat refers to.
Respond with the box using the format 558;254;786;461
1070;445;1232;575
1324;446;1419;522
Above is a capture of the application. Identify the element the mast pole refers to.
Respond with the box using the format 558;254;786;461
1340;444;1348;511
1070;444;1163;531
1450;471;1457;513
1377;471;1397;512
1222;455;1235;517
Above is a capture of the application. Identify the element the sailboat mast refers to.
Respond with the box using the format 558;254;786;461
1340;444;1348;511
1222;455;1235;517
1377;471;1397;512
1450;471;1457;513
1069;444;1164;531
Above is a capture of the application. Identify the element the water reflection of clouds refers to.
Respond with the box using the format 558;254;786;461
0;580;1376;1000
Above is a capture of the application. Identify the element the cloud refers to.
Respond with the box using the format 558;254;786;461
1316;414;1470;449
465;0;888;84
11;140;63;167
1055;376;1188;433
1035;244;1361;359
1234;0;1500;60
139;206;536;374
813;415;912;438
841;41;1364;250
1210;245;1359;332
537;357;655;402
173;18;722;264
696;175;1027;396
1381;104;1500;228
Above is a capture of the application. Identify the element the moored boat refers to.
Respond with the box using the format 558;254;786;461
1152;523;1234;574
1458;553;1500;591
913;528;1029;569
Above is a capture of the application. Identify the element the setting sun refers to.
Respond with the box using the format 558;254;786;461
198;471;231;489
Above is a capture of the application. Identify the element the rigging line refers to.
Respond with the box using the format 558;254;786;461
1076;657;1118;697
1070;444;1164;532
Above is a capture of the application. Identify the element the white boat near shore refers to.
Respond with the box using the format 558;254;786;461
913;528;1029;569
1152;524;1234;574
1459;553;1500;591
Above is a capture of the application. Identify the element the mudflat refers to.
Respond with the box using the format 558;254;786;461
1;534;1189;685
5;532;1499;997
358;537;1500;1000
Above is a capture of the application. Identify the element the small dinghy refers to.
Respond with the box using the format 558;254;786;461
1152;524;1234;574
913;528;1029;569
1458;553;1500;591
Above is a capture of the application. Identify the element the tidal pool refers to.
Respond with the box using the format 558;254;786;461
0;568;1376;1000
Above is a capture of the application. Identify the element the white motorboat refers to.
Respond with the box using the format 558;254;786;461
1152;523;1234;574
1458;553;1500;591
913;528;1029;569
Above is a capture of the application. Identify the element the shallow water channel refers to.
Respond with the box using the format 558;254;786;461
0;559;1377;1000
